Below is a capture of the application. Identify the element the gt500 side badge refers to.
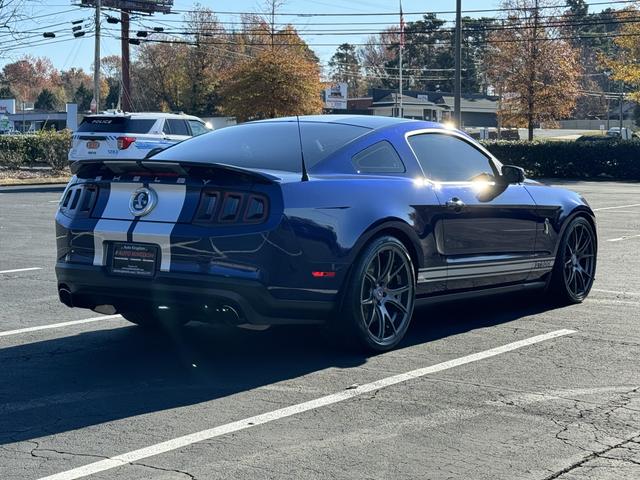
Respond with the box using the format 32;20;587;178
129;187;158;217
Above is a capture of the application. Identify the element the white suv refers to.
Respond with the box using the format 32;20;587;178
68;112;211;162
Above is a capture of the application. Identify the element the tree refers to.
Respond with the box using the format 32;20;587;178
0;1;25;57
359;15;495;94
101;55;121;109
131;6;227;114
601;8;640;104
35;88;57;110
180;7;226;115
487;0;582;140
74;83;93;112
328;43;365;97
561;3;623;119
132;40;191;112
383;14;453;91
461;17;498;94
219;48;323;121
60;67;93;104
2;55;60;103
0;85;13;99
358;29;399;90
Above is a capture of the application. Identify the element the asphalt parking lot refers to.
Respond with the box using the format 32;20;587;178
1;180;639;480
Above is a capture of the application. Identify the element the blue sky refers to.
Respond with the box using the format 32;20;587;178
0;0;620;73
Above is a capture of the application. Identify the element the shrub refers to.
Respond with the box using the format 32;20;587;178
0;129;71;172
481;140;640;180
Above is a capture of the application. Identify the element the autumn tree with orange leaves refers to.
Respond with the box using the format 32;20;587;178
601;8;640;104
218;46;323;122
218;1;323;121
487;0;582;140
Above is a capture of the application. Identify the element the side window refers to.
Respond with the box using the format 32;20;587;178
188;120;209;137
408;133;496;182
162;120;171;135
352;141;405;174
166;119;190;136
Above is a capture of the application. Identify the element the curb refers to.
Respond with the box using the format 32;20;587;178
0;183;67;193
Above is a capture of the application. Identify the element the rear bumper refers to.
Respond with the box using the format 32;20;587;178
55;262;334;325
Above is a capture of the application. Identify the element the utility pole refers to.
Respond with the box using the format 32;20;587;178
121;10;131;112
92;0;101;113
453;0;462;127
399;47;403;118
619;82;624;133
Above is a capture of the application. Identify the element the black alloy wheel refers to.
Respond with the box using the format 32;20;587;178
549;217;597;303
341;236;416;352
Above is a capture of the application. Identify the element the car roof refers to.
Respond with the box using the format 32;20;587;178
84;112;202;121
254;114;433;130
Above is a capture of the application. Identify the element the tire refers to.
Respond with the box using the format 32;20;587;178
548;216;597;304
338;235;416;352
121;309;189;330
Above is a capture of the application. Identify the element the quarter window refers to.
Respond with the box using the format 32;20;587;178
188;120;209;137
352;141;405;173
408;133;496;182
163;119;190;136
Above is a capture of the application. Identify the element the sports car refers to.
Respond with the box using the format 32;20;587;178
55;115;597;351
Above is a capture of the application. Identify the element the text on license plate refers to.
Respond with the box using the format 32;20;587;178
110;242;157;278
86;140;100;149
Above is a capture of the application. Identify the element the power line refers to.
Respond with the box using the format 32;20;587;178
157;0;639;17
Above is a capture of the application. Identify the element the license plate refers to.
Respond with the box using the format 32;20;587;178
86;140;100;150
110;242;158;278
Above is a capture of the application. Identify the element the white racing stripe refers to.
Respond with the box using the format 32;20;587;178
92;183;186;271
594;203;640;212
93;219;129;266
132;183;186;272
417;257;555;283
37;329;575;480
0;315;121;338
0;267;42;275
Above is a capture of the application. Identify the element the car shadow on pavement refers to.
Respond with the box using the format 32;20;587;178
1;292;558;445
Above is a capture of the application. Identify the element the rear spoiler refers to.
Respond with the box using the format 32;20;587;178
70;158;280;184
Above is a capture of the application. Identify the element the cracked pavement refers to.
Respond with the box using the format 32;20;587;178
1;180;639;479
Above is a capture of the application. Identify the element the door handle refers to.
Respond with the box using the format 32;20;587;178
445;197;465;211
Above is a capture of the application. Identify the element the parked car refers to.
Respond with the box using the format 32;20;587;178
55;115;597;351
606;127;637;140
68;112;211;162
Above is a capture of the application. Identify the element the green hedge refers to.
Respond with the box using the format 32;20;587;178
0;130;72;172
0;131;638;179
481;140;640;180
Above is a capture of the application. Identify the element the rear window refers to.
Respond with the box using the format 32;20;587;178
152;121;370;172
78;117;155;134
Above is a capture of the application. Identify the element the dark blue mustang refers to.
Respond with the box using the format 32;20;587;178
55;115;597;351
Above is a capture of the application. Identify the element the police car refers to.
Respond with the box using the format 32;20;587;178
68;112;211;162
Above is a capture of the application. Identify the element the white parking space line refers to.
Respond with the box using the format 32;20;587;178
607;234;640;242
594;203;640;212
593;288;640;296
38;329;575;480
0;315;122;338
0;267;42;275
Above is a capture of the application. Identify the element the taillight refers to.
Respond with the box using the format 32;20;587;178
117;136;136;150
194;190;269;225
59;183;99;218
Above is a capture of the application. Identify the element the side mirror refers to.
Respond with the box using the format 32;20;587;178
501;165;525;184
